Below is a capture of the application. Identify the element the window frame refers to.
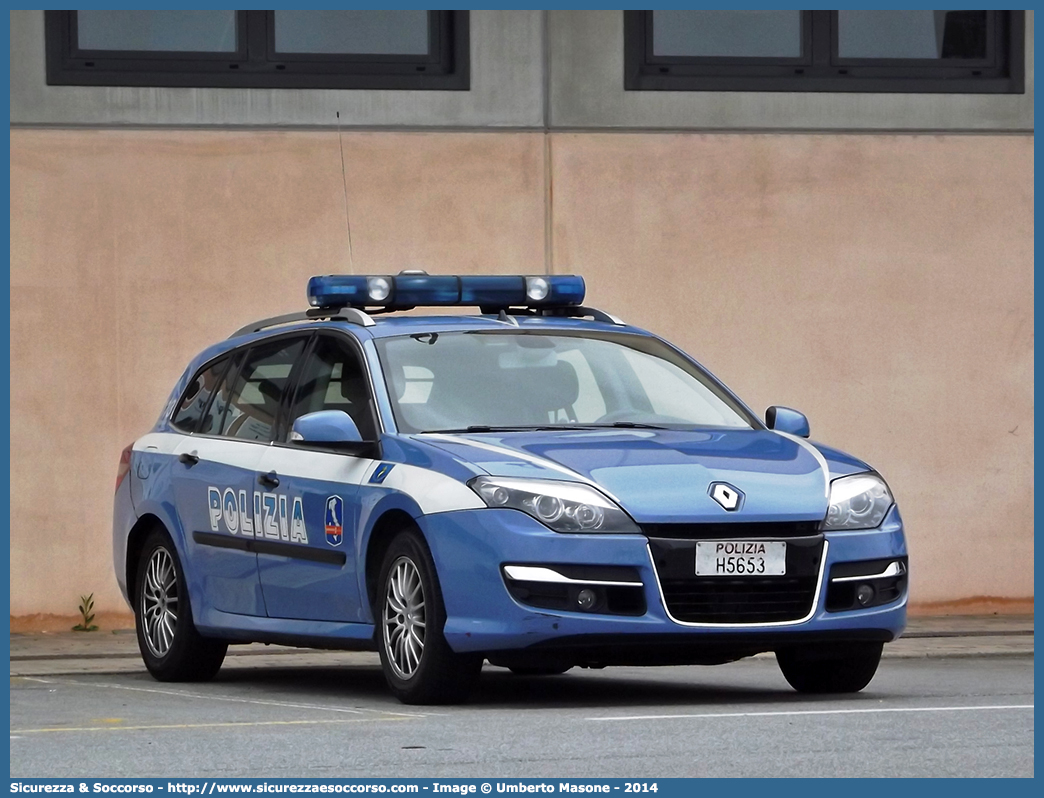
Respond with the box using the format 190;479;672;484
45;10;469;91
623;10;1024;94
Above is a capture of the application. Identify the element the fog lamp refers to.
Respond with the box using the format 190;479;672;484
856;584;875;607
576;589;597;611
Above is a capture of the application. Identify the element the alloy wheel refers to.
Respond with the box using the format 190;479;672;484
383;556;427;680
141;546;178;658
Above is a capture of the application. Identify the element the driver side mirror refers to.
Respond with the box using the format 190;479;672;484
290;410;381;458
766;406;810;438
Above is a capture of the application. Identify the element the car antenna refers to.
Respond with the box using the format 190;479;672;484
336;111;355;275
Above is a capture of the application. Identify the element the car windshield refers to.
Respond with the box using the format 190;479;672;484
375;330;756;434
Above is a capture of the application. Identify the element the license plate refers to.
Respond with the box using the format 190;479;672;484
695;541;787;576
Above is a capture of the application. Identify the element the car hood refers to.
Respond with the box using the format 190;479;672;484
414;428;861;524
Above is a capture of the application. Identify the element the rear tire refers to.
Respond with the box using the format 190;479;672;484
377;530;482;704
135;529;226;682
776;642;883;694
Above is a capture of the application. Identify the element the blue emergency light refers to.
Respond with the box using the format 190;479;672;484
306;273;585;309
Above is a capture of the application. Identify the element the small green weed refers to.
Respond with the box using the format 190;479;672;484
72;593;98;632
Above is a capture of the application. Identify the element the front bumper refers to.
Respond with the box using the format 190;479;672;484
420;505;908;656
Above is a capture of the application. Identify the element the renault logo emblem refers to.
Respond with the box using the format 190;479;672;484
709;482;743;511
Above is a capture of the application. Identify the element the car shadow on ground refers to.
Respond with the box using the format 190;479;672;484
187;661;894;711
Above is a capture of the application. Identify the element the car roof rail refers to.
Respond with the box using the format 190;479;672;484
483;305;625;326
539;305;626;325
230;306;375;338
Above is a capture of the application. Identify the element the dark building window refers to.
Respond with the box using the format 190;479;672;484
45;10;469;90
76;10;238;53
273;10;429;56
624;10;1023;93
651;10;803;59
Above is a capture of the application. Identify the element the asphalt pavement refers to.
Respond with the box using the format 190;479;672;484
9;615;1034;778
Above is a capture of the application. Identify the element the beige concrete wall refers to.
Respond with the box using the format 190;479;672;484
551;133;1034;603
9;129;546;617
9;129;1033;617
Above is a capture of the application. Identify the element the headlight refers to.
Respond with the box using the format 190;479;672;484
823;473;894;531
468;476;640;534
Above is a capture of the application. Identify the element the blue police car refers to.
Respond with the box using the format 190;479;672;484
113;273;908;704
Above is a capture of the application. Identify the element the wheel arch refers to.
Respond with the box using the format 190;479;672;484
362;509;421;619
125;513;168;610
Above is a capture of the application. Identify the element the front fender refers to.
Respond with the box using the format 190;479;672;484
353;461;486;623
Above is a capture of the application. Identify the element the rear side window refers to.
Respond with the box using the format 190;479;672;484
198;352;243;436
171;357;230;433
219;337;307;441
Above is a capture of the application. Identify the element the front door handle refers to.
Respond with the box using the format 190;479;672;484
258;471;280;489
178;452;199;467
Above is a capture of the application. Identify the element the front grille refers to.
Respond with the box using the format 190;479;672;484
648;534;824;624
642;521;821;539
660;576;818;623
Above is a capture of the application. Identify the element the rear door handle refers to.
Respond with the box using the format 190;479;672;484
178;452;199;467
258;471;280;489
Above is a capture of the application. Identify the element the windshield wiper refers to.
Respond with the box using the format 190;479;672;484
423;424;603;434
592;422;670;430
421;423;671;433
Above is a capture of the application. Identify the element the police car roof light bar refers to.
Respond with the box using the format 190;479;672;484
307;274;586;310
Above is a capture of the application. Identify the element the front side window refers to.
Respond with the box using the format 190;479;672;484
45;10;468;90
376;331;756;434
624;10;1023;93
286;334;378;441
219;338;307;442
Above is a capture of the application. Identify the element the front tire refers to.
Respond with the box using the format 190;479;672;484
508;665;572;676
776;642;883;694
135;529;227;682
377;530;482;704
